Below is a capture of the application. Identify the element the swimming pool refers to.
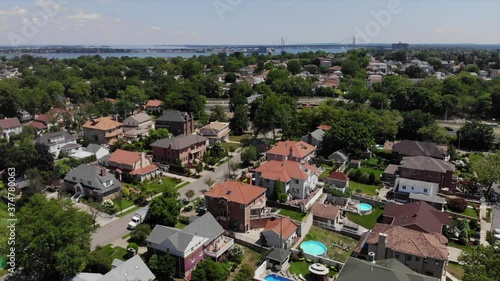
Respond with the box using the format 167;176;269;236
358;203;372;212
300;240;327;256
264;274;293;281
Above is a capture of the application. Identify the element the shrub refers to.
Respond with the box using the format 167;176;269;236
469;219;479;230
448;198;467;213
234;264;254;281
306;258;312;263
278;193;288;203
127;242;139;252
368;173;376;185
130;224;152;246
227;246;244;264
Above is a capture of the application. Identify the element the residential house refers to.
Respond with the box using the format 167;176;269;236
82;117;123;145
391;140;446;162
17;110;33;124
145;99;163;114
382;201;451;234
254;160;319;200
68;255;155;281
408;193;447;211
238;66;255;76
122;112;154;141
328;150;348;167
30;114;54;132
382;164;399;184
107;149;159;182
311;203;342;226
54;95;74;111
199;121;231;145
393;177;439;199
353;223;448;279
320;60;331;68
300;128;325;147
146;213;233;280
266;141;316;164
36;131;81;158
0;117;22;139
69;144;110;160
151;135;208;165
336;257;439;281
261;217;299;249
64;165;122;202
325;171;349;192
155;110;194;136
398;156;456;190
368;74;383;86
265;249;292;271
204;181;267;232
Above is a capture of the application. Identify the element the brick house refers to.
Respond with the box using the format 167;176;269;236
155;110;194;136
311;202;342;226
151;135;208;165
254;160;319;200
107;149;159;182
391;140;447;163
353;224;448;279
266;140;316;164
82;117;123;145
398;156;456;190
261;217;299;249
204;181;267;232
382;201;451;234
325;171;349;192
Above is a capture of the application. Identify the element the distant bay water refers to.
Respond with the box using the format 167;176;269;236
1;45;350;59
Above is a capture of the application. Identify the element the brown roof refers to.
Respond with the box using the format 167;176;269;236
383;201;451;234
146;99;162;107
35;114;50;123
0;117;21;129
255;161;319;182
205;181;266;205
201;121;229;132
129;164;158;175
109;149;141;166
393;140;446;159
83;117;122;131
316;124;331;131
266;141;316;159
383;164;399;175
400;156;455;173
328;171;349;181
29;121;48;130
264;217;298;240
311;203;341;221
358;224;448;261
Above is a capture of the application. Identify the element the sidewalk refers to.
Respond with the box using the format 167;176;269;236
447;246;461;263
479;204;491;246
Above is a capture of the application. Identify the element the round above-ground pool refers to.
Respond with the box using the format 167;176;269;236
264;274;293;281
357;203;373;215
300;240;327;256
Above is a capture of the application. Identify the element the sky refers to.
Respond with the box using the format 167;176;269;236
0;0;500;46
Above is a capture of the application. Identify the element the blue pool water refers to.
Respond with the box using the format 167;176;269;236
300;240;327;256
358;203;373;212
265;274;293;281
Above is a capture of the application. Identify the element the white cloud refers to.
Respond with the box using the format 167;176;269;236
35;0;53;6
0;7;28;17
147;26;161;31
67;9;104;22
190;32;198;37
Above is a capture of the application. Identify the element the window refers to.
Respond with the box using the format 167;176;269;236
434;261;440;266
191;257;195;263
72;177;76;181
295;179;299;184
87;181;92;185
406;255;411;261
411;186;414;190
395;252;399;258
423;258;428;263
402;185;406;190
415;257;420;262
424;189;428;193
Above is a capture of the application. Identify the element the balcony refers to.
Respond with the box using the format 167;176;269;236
204;236;234;258
250;200;266;210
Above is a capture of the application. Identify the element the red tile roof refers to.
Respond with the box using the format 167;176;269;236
357;224;448;261
129;164;158;175
0;118;21;129
205;181;266;205
146;99;162;107
264;217;298;240
266;141;316;159
35;114;50;123
109;149;141;166
328;171;349;181
383;201;451;234
311;203;341;221
29;121;48;130
255;160;318;182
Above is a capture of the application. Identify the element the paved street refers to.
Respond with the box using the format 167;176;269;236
91;207;144;250
178;151;242;199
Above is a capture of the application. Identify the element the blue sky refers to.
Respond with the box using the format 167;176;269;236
1;0;500;46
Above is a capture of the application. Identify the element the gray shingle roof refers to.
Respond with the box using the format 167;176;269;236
328;150;348;161
124;112;152;124
267;248;291;263
183;212;223;242
337;257;439;281
156;110;190;123
400;156;455;173
100;255;155;281
151;135;207;150
36;131;77;145
393;140;446;159
86;144;104;154
64;165;120;194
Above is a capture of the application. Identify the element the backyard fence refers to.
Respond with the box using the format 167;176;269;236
351;193;386;207
290;248;345;269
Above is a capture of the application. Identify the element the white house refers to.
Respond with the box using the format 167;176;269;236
255;160;319;200
36;131;81;158
0;117;22;139
394;177;438;197
199;121;231;145
69;144;110;160
261;217;298;249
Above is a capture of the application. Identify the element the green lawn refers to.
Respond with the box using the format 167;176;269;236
279;209;306;221
487;208;492;223
221;142;240;152
144;177;181;194
93;244;128;262
358;168;383;181
448;240;476;251
289;261;337;278
0;202;9;257
447;262;465;280
347;206;384;229
319;169;332;181
229;134;252;143
447;207;479;219
175;221;187;229
112;198;134;212
176;181;190;189
117;205;142;217
303;226;358;262
350;181;378;196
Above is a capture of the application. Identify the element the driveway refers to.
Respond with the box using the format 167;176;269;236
178;151;242;199
447;246;461;263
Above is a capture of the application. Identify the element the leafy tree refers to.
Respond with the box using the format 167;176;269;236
148;254;176;278
340;60;360;77
16;194;92;280
130;224;152;246
459;245;500;281
229;105;249;135
272;180;283;201
224;72;237;83
191;258;229;281
116;85;147;117
417;123;448;144
448;198;467;213
0;80;23;118
253;93;294;140
210;105;227;122
204;177;215;188
234;264;254;281
369;92;389;110
84;247;112;274
287;60;302;75
398;110;435;140
470;152;500;197
457;121;495;151
185;189;195;200
148;195;181;227
321;118;375;158
241;146;259;166
227;245;244;264
146;128;170;148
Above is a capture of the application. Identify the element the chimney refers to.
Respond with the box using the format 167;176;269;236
289;147;294;159
101;168;107;177
367;252;376;263
140;152;147;167
376;233;387;260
